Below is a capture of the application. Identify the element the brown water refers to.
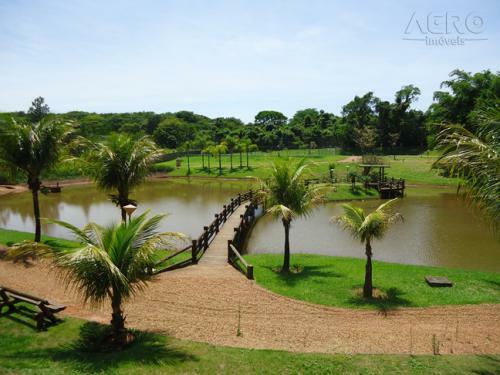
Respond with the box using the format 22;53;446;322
0;180;498;271
247;194;500;272
0;179;250;239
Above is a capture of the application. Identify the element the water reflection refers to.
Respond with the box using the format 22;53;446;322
246;195;500;272
0;179;251;239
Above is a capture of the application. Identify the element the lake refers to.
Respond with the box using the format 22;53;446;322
0;179;498;272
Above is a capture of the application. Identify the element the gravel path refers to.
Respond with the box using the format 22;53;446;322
0;259;499;355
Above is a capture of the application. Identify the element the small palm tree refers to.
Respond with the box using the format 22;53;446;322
258;159;322;272
0;117;71;242
335;199;403;298
10;212;180;347
83;134;161;222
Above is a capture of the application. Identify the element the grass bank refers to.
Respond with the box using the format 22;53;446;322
0;317;499;374
244;254;500;310
157;151;458;185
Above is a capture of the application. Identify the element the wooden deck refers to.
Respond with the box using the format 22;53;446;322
198;203;249;266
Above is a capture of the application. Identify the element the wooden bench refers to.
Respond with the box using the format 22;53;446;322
0;286;66;330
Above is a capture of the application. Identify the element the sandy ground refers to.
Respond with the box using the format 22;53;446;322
338;156;361;163
0;259;499;355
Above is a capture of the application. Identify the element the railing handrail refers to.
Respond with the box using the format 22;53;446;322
228;242;254;280
154;189;254;273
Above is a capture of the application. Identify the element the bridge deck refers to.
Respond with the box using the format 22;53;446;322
198;202;248;266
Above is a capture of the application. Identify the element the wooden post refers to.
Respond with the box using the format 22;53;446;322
237;193;241;205
191;240;197;264
247;265;254;280
204;226;209;249
214;214;219;233
223;205;227;220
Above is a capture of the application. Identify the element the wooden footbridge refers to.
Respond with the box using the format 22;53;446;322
154;190;257;279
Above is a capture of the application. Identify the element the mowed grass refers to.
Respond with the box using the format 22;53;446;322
0;228;77;247
0;317;499;374
156;150;459;186
244;254;500;310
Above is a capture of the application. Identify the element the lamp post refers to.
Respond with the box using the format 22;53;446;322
123;204;137;223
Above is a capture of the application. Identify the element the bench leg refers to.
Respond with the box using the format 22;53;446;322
35;312;47;331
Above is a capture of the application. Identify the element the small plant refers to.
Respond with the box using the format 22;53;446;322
236;303;242;337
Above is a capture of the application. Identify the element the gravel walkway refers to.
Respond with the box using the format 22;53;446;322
0;259;499;355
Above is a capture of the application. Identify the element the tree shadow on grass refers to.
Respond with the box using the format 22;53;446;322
471;355;500;375
482;279;500;290
348;287;412;315
265;264;343;287
6;322;197;373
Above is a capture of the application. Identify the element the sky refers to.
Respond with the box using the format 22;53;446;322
0;0;498;122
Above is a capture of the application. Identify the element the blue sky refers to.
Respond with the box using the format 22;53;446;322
0;0;498;122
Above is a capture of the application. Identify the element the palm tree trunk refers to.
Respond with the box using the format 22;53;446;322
202;153;205;169
230;151;233;170
364;239;373;298
187;152;191;175
110;291;127;346
31;185;41;242
239;150;243;168
207;154;211;174
246;147;249;169
218;151;222;175
282;218;291;272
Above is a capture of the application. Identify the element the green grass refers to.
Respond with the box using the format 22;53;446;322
244;254;500;311
0;317;499;374
156;150;459;186
0;228;77;247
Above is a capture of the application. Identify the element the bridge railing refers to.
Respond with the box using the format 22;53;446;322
227;202;257;279
154;190;254;273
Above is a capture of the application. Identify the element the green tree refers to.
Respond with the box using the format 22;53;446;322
258;159;322;272
83;134;161;222
254;110;288;131
225;136;238;170
28;96;50;123
213;142;228;175
0;117;71;241
433;101;500;233
11;212;180;347
335;199;403;298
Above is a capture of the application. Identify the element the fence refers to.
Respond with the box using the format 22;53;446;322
154;190;254;273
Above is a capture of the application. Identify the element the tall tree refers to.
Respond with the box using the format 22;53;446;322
257;159;322;272
0;117;70;241
28;96;50;123
83;134;161;222
336;199;403;298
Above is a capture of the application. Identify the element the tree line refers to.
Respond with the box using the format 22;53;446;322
1;69;498;154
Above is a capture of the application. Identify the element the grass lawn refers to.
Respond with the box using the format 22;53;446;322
0;228;77;247
244;254;500;311
0;317;499;374
156;150;458;186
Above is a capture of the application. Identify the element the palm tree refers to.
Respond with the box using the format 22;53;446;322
10;212;181;347
0;117;71;242
83;134;161;222
433;102;499;232
258;159;322;272
225;136;238;171
335;199;403;298
213;142;228;175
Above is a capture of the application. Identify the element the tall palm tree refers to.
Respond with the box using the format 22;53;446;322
0;118;71;242
212;142;228;175
258;159;322;272
10;212;180;347
335;199;403;298
83;134;161;222
433;102;499;233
